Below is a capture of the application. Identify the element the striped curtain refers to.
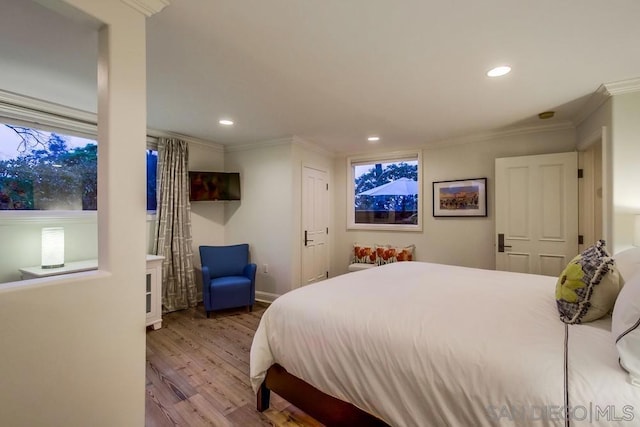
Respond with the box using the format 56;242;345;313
154;138;197;312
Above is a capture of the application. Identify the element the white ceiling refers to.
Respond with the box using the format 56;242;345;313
2;0;640;153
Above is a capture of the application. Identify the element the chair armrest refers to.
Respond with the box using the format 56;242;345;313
244;263;257;305
201;265;211;285
244;263;257;281
201;265;211;300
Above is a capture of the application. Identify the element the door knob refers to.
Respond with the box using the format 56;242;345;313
304;230;314;246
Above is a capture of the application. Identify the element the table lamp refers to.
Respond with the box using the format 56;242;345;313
42;227;65;268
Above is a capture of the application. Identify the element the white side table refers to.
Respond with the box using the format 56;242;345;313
145;255;164;330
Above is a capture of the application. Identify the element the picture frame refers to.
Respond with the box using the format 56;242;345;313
433;178;487;217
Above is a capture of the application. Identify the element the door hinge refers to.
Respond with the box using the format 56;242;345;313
326;227;328;234
578;169;584;178
326;271;329;278
326;183;328;190
578;235;584;245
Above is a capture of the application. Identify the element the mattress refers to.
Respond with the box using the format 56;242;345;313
250;261;640;426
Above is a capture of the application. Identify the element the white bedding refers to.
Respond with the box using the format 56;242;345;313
250;262;640;426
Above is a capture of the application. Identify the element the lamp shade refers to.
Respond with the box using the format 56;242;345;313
41;227;64;268
635;215;640;247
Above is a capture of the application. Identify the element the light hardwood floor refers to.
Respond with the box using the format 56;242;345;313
145;303;323;427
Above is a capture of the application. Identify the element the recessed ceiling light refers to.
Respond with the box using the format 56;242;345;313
219;119;234;126
538;111;555;120
487;66;511;77
367;136;380;142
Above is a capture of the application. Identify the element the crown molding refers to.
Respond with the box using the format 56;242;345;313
292;136;337;158
574;77;640;126
147;129;224;152
226;135;338;156
423;121;575;150
603;77;640;96
120;0;169;17
224;137;294;153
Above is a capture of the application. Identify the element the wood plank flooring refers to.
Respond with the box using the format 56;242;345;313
145;303;324;427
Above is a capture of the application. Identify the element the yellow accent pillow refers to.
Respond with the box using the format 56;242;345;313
555;240;621;324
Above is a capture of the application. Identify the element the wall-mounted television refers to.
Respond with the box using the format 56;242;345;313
189;171;241;201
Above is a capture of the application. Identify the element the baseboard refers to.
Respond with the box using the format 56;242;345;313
255;291;280;304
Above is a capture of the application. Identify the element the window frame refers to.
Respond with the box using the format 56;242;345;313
145;138;159;217
0;90;158;220
347;150;423;232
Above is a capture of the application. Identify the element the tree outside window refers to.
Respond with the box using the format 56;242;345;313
0;123;157;211
0;124;97;210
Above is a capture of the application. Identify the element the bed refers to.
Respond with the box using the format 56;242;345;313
250;261;640;426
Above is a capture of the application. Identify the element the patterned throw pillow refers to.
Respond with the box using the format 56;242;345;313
556;240;621;324
353;243;376;264
376;244;415;266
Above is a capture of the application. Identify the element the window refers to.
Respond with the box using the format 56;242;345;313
146;149;157;211
0;122;158;212
348;151;422;231
0;123;97;210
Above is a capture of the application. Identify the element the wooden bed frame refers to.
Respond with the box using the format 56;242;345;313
257;364;389;426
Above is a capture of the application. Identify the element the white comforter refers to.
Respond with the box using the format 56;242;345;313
250;262;640;426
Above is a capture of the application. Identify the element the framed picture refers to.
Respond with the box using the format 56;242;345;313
433;178;487;217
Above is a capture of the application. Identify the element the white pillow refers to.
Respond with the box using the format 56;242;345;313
614;247;640;285
612;271;640;387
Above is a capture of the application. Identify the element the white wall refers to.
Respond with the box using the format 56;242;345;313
576;92;640;254
186;141;226;264
332;126;576;274
0;1;148;426
224;141;294;299
611;92;640;252
0;214;98;283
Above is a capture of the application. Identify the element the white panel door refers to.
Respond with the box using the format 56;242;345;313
495;152;578;276
302;166;328;285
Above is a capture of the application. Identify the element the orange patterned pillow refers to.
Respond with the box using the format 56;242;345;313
377;244;415;265
353;243;376;264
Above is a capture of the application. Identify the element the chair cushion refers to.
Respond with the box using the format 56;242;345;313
208;276;252;310
211;276;251;288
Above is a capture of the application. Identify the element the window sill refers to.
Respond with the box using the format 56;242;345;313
347;222;423;232
0;210;97;225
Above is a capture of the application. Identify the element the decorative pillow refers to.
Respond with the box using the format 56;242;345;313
353;243;376;264
376;244;415;265
614;247;640;286
612;271;640;387
555;240;621;324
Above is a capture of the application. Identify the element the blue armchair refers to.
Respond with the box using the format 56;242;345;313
199;244;257;317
